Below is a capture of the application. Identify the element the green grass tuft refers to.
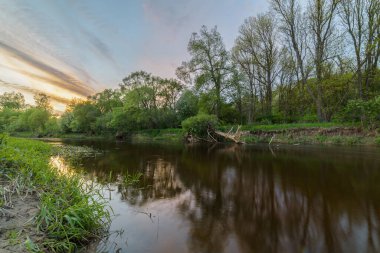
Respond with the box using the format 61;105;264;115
0;137;110;252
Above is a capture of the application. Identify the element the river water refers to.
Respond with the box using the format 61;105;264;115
54;140;380;253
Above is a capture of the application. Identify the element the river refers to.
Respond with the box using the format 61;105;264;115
52;139;380;253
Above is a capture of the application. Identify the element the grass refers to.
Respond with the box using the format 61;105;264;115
123;171;143;186
237;122;359;132
132;128;183;142
0;134;110;252
10;131;112;140
241;133;375;146
219;122;379;146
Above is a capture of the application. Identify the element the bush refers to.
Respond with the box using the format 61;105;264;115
343;96;380;129
0;133;9;145
300;114;318;123
375;136;380;146
181;114;219;137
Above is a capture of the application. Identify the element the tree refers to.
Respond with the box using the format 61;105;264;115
89;89;122;113
226;66;245;124
158;78;183;109
176;90;199;121
34;93;53;112
307;0;341;121
28;108;50;133
177;26;230;118
0;92;25;110
233;27;257;123
70;101;101;134
340;0;380;98
272;0;341;121
235;14;280;117
121;71;182;111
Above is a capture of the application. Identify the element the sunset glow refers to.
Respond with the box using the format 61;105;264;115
0;0;267;111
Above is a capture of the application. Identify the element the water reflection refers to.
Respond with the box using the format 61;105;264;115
58;140;380;253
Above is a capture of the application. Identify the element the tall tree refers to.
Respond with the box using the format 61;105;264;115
34;93;53;112
339;0;366;98
308;0;341;121
233;24;258;123
177;26;230;118
121;71;182;110
233;14;280;117
272;0;341;121
89;89;122;113
363;0;380;94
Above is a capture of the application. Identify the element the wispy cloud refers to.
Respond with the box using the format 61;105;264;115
0;0;267;110
0;41;94;97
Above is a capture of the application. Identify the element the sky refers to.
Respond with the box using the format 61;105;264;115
0;0;268;112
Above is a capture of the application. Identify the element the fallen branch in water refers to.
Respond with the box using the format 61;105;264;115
214;126;244;144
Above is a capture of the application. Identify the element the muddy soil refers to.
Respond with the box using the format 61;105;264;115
247;127;375;137
0;191;44;253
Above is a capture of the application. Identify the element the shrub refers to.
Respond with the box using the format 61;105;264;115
181;114;219;137
0;132;9;145
300;114;318;123
375;136;380;146
343;96;380;129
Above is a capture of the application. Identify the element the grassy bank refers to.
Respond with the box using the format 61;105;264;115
7;122;380;146
0;136;110;252
236;123;380;146
130;128;183;143
10;131;112;140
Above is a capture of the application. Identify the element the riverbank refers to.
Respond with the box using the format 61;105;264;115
8;122;380;146
235;123;380;146
0;136;110;252
134;124;379;146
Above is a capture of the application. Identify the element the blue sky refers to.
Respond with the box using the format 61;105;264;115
0;0;268;111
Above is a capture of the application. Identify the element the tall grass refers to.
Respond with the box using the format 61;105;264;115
0;135;110;252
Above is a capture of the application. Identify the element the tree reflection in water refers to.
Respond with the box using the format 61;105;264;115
69;140;380;253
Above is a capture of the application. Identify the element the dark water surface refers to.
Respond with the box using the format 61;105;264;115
54;140;380;253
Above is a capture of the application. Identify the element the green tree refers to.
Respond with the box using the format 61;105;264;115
177;26;230;118
176;90;199;121
34;93;53;112
89;89;122;113
70;102;101;134
28;108;50;133
0;92;25;110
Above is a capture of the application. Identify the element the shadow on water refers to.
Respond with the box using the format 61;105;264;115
53;139;380;253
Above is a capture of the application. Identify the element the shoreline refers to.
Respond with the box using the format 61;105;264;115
0;137;110;252
8;124;380;146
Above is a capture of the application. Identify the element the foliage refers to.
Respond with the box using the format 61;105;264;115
28;108;50;133
342;96;380;128
175;90;199;121
34;93;53;112
0;92;25;110
0;108;21;132
177;26;230;118
123;171;143;186
0;132;9;145
70;102;101;134
181;114;219;137
376;136;380;145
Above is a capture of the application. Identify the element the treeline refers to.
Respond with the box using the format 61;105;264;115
1;0;380;136
0;92;60;135
175;0;380;125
